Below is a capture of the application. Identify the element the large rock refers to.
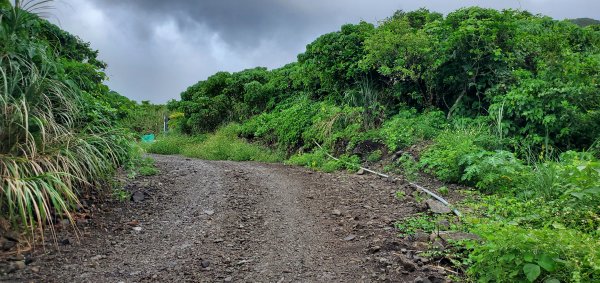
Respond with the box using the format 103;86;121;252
425;199;451;214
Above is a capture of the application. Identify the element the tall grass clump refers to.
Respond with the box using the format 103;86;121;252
144;134;206;155
0;2;131;232
182;124;283;162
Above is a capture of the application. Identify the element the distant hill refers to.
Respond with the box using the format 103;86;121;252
569;18;600;27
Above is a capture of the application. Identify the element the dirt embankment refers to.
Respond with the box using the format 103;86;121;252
1;155;450;282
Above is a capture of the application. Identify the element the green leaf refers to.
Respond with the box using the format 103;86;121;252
544;279;560;283
523;263;541;282
524;253;534;262
537;254;556;272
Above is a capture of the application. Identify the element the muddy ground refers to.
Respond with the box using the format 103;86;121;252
0;154;457;282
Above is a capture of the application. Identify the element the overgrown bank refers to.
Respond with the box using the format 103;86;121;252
163;7;600;282
0;1;160;238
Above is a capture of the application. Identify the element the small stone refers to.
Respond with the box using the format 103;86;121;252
9;261;26;272
425;199;451;214
331;209;342;216
4;231;19;242
369;245;381;253
201;260;210;268
60;219;70;227
90;255;105;261
437;219;450;230
213;238;224;243
131;191;145;202
224;276;233;282
343;234;356;241
7;254;24;261
30;266;40;273
132;226;143;232
397;255;416;272
411;232;430;242
436;231;481;242
414;276;432;283
60;238;71;245
0;237;17;251
203;210;215;216
356;168;365;175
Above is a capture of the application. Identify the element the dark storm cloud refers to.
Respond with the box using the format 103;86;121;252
92;0;338;49
50;0;600;103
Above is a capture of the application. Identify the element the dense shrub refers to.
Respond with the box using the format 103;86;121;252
467;224;600;283
419;128;489;182
379;109;446;151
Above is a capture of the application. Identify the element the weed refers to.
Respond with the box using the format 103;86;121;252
367;150;383;162
112;189;131;202
395;190;406;201
438;186;449;196
395;213;436;236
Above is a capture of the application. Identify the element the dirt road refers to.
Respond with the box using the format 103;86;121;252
2;155;447;282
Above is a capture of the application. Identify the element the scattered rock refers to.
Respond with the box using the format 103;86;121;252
131;191;145;202
30;266;40;273
369;245;381;253
213;238;224;243
7;254;24;261
132;226;143;232
60;238;71;245
90;255;106;261
3;231;19;242
434;231;481;243
201;260;210;268
436;219;450;230
9;261;26;272
356;168;365;175
331;209;342;216
410;232;430;243
224;276;233;282
425;199;451;214
343;234;356;241
397;255;416;272
203;210;215;216
414;276;432;283
0;237;17;251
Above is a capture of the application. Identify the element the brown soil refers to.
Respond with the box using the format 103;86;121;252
0;154;454;282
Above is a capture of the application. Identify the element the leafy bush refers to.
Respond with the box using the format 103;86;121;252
366;150;383;162
467;224;600;283
380;109;446;151
461;150;528;193
419;128;489;182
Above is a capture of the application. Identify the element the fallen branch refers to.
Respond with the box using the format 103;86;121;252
314;141;461;217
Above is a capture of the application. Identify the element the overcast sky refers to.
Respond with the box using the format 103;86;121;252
48;0;599;103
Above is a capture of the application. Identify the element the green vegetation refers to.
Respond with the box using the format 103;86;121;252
146;124;282;163
167;7;600;282
3;0;598;281
0;2;137;230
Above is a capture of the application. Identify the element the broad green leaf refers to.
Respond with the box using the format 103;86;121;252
524;253;534;262
523;263;541;282
537;254;556;272
544;279;560;283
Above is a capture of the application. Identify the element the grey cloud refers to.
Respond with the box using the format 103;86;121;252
50;0;599;103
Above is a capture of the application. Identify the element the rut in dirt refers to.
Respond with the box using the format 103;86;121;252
3;155;448;282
